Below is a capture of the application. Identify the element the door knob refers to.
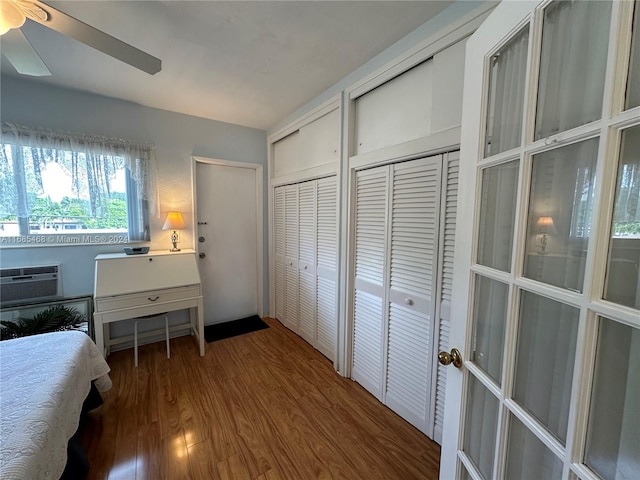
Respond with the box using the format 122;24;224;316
199;253;206;259
199;236;205;242
438;348;462;368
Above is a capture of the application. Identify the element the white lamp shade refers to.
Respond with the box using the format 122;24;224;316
535;215;556;234
162;212;185;230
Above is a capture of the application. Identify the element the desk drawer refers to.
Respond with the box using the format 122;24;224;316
95;285;201;312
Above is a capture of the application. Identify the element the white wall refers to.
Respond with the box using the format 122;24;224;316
0;75;267;344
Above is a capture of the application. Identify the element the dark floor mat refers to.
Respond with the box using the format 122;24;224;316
204;315;269;343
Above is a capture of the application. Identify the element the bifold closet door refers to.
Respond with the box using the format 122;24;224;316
385;156;442;432
297;181;316;344
273;177;338;362
351;154;443;433
433;151;459;443
316;176;338;361
352;166;389;400
284;184;299;331
274;187;286;323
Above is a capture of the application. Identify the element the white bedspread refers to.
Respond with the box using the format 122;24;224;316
0;331;112;480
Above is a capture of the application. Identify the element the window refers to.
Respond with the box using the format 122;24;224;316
0;123;156;246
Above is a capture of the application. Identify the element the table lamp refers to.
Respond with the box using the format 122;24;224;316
535;215;556;254
162;212;185;252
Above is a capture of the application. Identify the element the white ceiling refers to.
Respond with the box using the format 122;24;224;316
1;1;453;130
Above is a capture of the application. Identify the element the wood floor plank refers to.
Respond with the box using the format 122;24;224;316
84;317;440;479
136;421;163;480
217;376;277;477
296;389;388;480
217;454;252;480
193;385;240;463
187;438;222;480
106;350;138;480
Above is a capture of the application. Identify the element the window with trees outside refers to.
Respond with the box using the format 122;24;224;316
0;124;157;247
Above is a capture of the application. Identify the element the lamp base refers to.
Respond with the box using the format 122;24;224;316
538;233;548;254
169;231;180;252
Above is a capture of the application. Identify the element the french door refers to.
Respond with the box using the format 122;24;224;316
441;1;640;480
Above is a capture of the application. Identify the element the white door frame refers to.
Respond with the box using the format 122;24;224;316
191;156;264;318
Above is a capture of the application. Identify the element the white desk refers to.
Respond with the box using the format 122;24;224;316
93;250;205;357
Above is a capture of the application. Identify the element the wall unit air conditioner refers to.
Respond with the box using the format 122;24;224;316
0;265;61;305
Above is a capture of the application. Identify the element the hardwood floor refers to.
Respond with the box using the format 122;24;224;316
82;317;441;480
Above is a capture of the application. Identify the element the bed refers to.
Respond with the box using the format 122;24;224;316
0;330;112;480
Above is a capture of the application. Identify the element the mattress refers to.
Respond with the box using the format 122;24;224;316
0;330;112;480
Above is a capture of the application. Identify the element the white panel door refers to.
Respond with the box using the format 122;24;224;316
283;184;299;332
298;181;316;344
274;186;286;323
385;156;442;434
352;165;388;400
441;2;640;479
196;162;258;324
316;176;338;361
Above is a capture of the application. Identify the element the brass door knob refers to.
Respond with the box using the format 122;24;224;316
438;348;462;368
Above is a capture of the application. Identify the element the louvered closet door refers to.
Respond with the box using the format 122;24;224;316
352;166;388;400
316;176;338;361
297;181;316;344
385;156;442;433
274;187;286;323
284;184;299;332
433;151;459;443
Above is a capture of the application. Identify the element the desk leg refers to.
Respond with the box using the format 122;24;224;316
104;323;110;357
197;298;205;356
94;313;106;358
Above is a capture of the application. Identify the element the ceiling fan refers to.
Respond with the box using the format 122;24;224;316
0;0;161;76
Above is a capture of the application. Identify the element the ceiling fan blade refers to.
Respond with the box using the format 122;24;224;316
1;28;51;76
29;0;161;75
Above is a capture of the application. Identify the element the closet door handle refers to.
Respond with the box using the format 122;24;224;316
404;298;414;306
438;348;462;368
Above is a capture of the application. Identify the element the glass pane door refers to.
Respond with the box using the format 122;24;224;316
523;139;599;291
604;125;640;308
447;1;640;479
584;317;640;478
534;1;611;139
513;291;579;444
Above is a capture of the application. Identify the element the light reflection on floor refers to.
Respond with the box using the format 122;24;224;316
105;457;137;480
173;433;189;459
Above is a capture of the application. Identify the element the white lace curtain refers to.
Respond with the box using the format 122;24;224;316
484;26;529;157
535;0;612;139
0;123;158;240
